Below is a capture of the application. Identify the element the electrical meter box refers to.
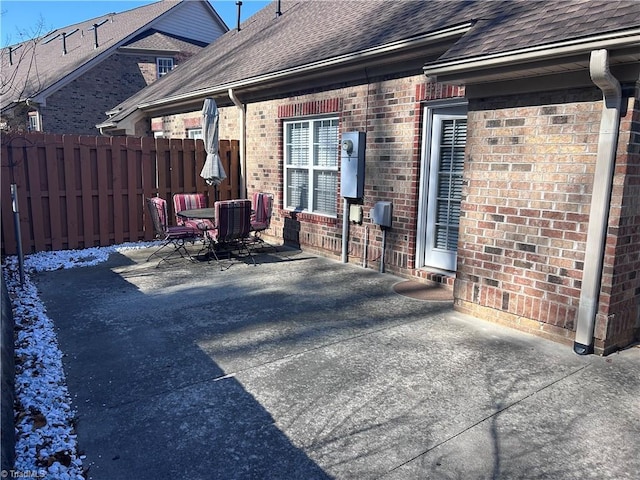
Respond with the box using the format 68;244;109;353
340;131;365;198
371;201;393;228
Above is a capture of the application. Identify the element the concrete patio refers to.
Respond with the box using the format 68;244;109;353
33;245;639;480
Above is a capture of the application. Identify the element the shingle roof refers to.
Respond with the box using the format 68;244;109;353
0;0;202;108
101;0;640;129
439;0;640;61
122;29;208;53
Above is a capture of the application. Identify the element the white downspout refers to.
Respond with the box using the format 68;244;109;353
228;88;247;199
574;49;622;355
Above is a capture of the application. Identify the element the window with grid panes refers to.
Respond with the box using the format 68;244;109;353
28;112;40;132
187;128;203;140
157;57;174;78
284;118;339;216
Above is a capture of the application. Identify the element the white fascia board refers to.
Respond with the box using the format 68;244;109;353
424;29;640;79
97;108;144;135
135;22;474;111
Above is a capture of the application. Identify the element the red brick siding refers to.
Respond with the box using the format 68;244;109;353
154;107;239;139
454;86;639;352
243;75;464;267
596;92;640;351
41;52;197;135
43;54;153;134
183;117;202;130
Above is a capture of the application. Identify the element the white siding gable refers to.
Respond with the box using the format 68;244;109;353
153;1;226;44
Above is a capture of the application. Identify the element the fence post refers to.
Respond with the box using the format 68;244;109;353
10;184;24;285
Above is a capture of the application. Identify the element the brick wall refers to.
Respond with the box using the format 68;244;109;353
242;74;464;268
153;107;240;140
157;76;464;275
245;94;344;255
596;91;640;352
454;86;639;352
41;51;199;135
41;55;155;135
43;54;153;135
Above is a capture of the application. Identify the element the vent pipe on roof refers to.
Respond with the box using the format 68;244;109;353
90;19;108;49
62;32;69;55
236;1;242;31
276;0;282;17
573;49;622;355
60;28;78;55
8;44;22;65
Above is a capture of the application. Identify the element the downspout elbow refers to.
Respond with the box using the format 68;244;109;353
228;87;242;110
573;49;622;355
590;50;621;106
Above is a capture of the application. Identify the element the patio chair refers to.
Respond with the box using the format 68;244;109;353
145;196;200;267
250;192;276;251
204;199;255;269
173;193;215;232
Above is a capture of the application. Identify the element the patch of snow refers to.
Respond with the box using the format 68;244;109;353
2;242;157;479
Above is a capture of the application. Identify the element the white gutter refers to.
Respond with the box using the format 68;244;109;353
424;29;640;79
228;88;246;199
134;23;473;111
574;49;622;355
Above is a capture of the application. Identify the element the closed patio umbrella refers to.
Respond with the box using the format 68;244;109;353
200;98;227;199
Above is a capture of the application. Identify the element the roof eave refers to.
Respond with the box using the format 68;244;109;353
136;22;475;112
423;29;640;85
97;108;144;136
25;1;196;107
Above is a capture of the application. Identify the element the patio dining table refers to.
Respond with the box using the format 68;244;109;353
177;208;216;259
178;203;256;267
177;208;216;221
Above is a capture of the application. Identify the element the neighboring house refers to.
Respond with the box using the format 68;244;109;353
98;1;640;355
0;0;227;135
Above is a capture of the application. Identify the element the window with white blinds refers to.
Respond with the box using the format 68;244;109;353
284;118;339;216
434;119;466;251
420;108;467;272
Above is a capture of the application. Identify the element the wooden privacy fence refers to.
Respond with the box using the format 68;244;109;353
1;132;240;256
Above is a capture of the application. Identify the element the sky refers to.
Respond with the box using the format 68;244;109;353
0;0;271;47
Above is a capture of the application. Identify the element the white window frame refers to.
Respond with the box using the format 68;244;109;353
28;111;41;132
157;57;174;78
283;116;339;217
187;128;203;140
416;101;468;272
